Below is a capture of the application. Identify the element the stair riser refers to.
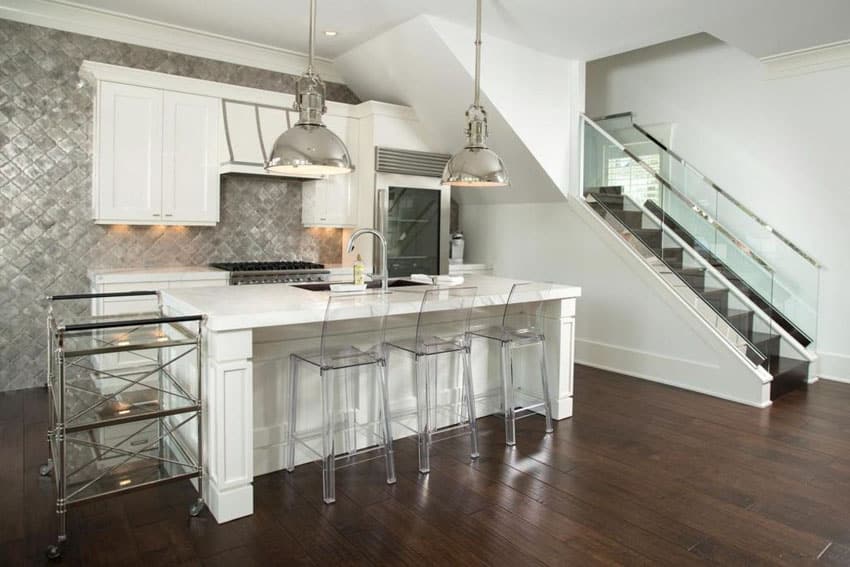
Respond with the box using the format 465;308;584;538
728;312;754;339
770;362;809;400
634;231;662;249
679;272;706;292
613;210;644;230
703;291;729;314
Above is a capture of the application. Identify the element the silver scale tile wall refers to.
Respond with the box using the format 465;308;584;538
0;20;359;391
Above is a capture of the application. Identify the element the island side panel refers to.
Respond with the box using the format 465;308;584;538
545;298;576;420
206;328;254;523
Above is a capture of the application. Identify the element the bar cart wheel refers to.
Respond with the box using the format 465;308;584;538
39;462;53;477
189;498;205;517
46;544;62;560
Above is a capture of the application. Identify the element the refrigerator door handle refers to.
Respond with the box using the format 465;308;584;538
374;188;387;275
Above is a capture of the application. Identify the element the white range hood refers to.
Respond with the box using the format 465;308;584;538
219;99;323;179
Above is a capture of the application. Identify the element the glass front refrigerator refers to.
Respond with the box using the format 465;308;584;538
375;181;450;278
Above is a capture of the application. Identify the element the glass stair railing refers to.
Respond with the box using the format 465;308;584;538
592;113;820;347
581;115;810;400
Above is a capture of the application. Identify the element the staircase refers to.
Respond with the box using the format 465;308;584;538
581;114;819;400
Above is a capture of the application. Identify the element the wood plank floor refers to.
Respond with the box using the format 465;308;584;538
2;365;850;566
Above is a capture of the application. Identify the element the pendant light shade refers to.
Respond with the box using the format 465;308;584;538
442;0;509;188
265;0;354;176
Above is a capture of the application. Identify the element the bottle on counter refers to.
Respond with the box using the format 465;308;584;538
353;254;366;285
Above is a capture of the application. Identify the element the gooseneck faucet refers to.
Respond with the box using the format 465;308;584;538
346;228;389;294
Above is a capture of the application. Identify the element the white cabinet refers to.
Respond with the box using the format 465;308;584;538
162;91;220;223
95;82;163;221
301;115;359;227
93;82;219;225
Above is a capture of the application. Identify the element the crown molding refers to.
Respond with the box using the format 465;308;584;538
0;0;343;83
78;60;357;116
762;39;850;80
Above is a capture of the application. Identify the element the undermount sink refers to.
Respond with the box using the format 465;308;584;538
291;279;429;292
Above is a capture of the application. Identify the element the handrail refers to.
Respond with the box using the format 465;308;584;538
597;112;822;268
581;114;776;275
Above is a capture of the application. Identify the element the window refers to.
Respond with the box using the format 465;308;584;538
605;141;662;206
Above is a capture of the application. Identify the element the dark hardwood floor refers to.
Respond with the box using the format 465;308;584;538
3;365;850;566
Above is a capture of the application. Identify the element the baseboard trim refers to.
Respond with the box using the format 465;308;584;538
576;338;772;408
816;351;850;383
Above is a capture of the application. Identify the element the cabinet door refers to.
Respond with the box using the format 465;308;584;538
162;92;220;224
301;179;322;225
96;82;163;222
300;115;359;227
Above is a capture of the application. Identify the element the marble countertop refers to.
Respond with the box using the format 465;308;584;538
162;274;581;331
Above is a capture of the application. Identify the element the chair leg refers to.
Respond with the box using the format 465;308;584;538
376;360;396;485
344;366;357;457
321;369;336;504
462;347;480;459
500;342;516;446
415;355;431;473
539;339;554;434
286;355;298;472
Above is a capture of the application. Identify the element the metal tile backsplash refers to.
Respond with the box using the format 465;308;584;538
0;19;356;391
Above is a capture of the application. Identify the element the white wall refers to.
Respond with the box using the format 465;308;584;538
430;18;586;196
586;33;850;382
336;15;576;205
460;198;771;406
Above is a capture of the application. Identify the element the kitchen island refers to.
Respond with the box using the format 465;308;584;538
161;275;581;523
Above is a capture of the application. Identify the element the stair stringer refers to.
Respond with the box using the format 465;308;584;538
636;197;818;380
571;196;774;407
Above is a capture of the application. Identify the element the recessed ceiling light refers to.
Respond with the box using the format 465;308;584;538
324;30;338;37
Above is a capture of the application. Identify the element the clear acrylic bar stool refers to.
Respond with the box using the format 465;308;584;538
385;286;479;473
286;294;396;504
470;282;554;446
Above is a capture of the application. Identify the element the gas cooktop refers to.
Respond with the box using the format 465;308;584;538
210;261;329;285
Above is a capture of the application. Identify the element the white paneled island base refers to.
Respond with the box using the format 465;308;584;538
162;275;581;523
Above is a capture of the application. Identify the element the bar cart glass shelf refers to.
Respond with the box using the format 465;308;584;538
40;292;205;561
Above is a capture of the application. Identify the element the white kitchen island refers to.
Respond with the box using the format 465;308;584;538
161;275;581;523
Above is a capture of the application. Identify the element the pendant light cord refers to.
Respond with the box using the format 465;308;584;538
474;0;482;108
307;0;316;75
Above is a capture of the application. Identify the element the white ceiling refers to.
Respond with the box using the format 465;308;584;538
55;0;850;61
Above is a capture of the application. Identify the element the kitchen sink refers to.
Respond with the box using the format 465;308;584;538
291;279;428;292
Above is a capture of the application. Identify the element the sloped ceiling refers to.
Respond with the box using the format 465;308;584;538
337;16;573;205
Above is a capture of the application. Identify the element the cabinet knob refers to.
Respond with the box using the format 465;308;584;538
164;214;173;217
152;213;160;217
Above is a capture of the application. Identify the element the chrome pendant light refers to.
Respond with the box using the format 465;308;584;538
442;0;509;188
265;0;353;176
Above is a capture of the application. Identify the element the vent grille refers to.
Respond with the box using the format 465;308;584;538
375;147;450;178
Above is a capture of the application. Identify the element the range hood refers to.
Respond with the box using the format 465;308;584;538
219;99;323;179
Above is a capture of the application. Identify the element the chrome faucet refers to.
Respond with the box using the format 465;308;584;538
346;228;389;294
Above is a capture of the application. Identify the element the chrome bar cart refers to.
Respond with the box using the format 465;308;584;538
40;291;205;560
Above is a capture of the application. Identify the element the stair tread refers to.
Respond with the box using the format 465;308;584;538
751;331;780;343
726;308;753;319
702;287;729;297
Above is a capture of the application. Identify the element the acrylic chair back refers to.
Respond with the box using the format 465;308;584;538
414;287;478;353
501;282;553;336
319;293;390;368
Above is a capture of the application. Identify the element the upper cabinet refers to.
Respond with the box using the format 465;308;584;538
161;91;220;223
301;114;360;228
93;81;219;225
81;62;435;234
